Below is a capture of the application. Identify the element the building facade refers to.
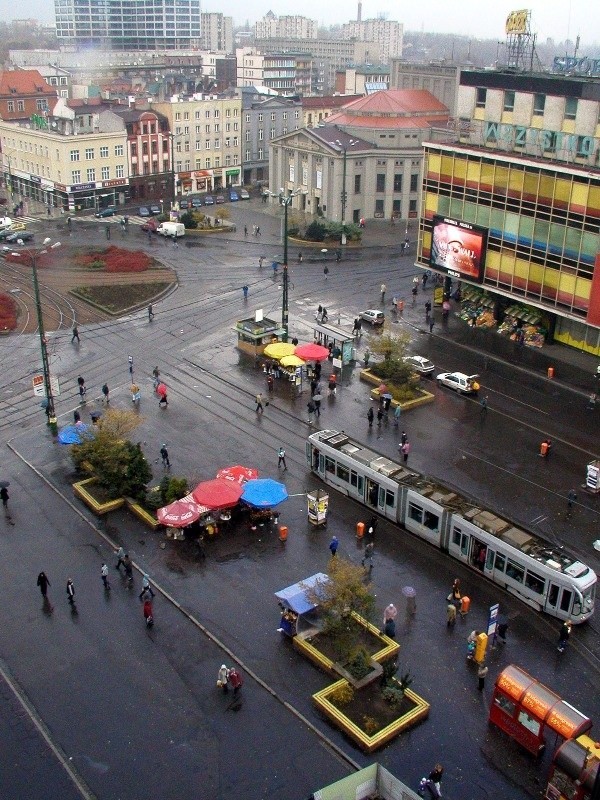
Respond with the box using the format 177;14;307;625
341;19;403;63
201;13;233;53
54;0;201;50
241;90;302;185
389;60;460;117
301;95;362;129
334;65;390;95
416;68;600;354
236;50;312;97
0;70;58;123
254;12;317;40
153;95;243;195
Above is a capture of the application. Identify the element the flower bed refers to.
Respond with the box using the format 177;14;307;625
76;246;152;273
0;292;18;332
361;369;434;411
73;478;125;514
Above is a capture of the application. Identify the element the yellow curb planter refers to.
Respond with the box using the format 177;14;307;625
125;498;160;530
73;478;125;515
360;369;435;411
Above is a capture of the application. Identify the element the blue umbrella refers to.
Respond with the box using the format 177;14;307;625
58;423;94;445
241;478;288;508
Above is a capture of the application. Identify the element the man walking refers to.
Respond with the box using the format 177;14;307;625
148;303;154;321
71;324;80;344
477;662;489;691
367;407;374;428
101;383;110;404
244;225;248;237
115;546;127;570
66;579;75;605
101;563;110;590
277;447;287;470
77;376;86;402
256;393;264;413
139;574;155;600
128;355;134;377
0;485;9;513
480;396;488;416
329;536;339;557
160;444;170;468
362;541;374;571
380;283;386;304
37;571;50;598
567;488;577;513
557;619;572;653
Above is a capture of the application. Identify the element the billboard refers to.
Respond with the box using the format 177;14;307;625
506;9;529;35
430;216;488;282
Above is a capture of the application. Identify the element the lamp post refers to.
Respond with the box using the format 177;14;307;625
330;138;358;246
12;237;61;431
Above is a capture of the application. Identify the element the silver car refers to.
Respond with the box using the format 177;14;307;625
436;372;480;394
404;356;435;376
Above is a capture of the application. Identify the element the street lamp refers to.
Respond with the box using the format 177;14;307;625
166;132;183;211
12;237;61;430
329;138;358;246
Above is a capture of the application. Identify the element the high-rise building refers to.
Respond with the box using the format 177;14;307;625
201;13;233;53
54;0;201;51
255;12;317;41
341;19;403;63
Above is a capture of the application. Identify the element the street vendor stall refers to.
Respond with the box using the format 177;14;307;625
157;495;210;540
307;489;329;527
235;312;285;359
275;573;328;637
242;478;288;530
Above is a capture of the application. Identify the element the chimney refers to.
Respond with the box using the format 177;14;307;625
357;1;362;21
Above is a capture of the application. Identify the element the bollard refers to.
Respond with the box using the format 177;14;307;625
547;366;555;379
356;521;365;539
279;525;288;542
540;441;548;457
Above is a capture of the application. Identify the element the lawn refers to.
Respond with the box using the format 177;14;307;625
71;282;171;314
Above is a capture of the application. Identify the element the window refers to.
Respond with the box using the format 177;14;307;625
184;126;189;135
476;87;486;108
205;125;211;134
375;198;384;215
71;170;81;183
214;110;220;119
226;123;231;132
36;99;47;110
115;145;124;157
233;122;238;131
393;174;402;192
270;128;276;138
336;464;349;482
86;168;95;182
294;110;299;118
258;113;263;122
354;174;361;193
131;142;137;157
7;101;14;112
245;149;251;161
410;174;418;192
565;97;578;120
408;503;423;524
258;129;264;140
525;570;545;595
233;137;238;146
494;553;506;572
175;113;181;121
70;150;80;162
226;108;231;117
376;173;385;192
183;112;189;121
503;91;515;112
100;146;109;158
423;511;439;531
101;166;110;180
225;138;230;148
205;158;211;169
85;148;94;160
116;165;124;178
196;125;201;134
195;111;200;119
205;140;211;149
271;112;276;121
214;124;220;133
258;148;263;160
560;590;572;613
214;139;220;149
245;113;250;123
385;489;395;509
325;457;335;475
533;93;545;115
505;560;524;583
17;101;24;111
195;141;201;151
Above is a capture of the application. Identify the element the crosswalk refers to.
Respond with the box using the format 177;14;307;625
73;214;147;226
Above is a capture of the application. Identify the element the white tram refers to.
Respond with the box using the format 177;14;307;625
307;430;596;624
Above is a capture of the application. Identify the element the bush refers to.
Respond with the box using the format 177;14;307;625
305;221;327;241
382;686;405;709
158;476;189;505
347;647;373;680
362;716;380;735
287;226;300;237
180;211;198;229
0;292;18;331
330;683;354;707
77;247;151;273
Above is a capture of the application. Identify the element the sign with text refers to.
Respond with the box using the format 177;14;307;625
32;374;60;397
430;216;488;282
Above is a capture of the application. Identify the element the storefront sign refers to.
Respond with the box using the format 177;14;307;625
484;121;597;157
29;175;41;185
226;168;240;176
102;178;127;188
553;55;600;76
41;179;54;190
69;182;96;192
55;183;67;192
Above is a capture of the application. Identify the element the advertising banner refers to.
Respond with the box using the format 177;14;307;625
430;215;488;282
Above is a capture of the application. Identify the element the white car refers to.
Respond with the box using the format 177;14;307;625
239;189;250;199
436;372;480;394
360;309;385;325
404;356;435;375
0;217;13;230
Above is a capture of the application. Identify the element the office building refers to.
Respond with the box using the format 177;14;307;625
341;19;403;63
255;12;317;41
201;13;233;53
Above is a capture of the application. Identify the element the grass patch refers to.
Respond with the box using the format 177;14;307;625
70;282;171;314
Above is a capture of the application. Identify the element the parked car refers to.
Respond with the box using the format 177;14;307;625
359;309;385;325
95;206;116;218
204;195;214;205
141;218;159;233
6;231;34;243
436;372;480;394
403;356;435;376
191;197;203;208
239;189;250;200
149;205;161;215
138;206;150;217
215;195;225;204
0;227;17;240
179;199;189;210
229;190;239;201
0;217;13;229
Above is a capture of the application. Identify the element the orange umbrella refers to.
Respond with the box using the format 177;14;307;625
192;478;243;510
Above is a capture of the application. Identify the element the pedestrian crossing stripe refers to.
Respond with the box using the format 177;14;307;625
73;214;146;226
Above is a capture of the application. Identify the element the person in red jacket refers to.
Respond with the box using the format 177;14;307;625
228;668;243;696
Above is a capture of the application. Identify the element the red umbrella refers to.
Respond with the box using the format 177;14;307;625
294;343;330;362
156;382;168;397
157;496;209;528
216;465;259;485
192;478;243;510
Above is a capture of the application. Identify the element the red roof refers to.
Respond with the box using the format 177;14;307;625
0;69;57;98
334;89;448;116
302;94;362;110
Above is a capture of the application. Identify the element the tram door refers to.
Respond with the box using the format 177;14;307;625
470;538;487;572
366;479;380;509
545;582;560;614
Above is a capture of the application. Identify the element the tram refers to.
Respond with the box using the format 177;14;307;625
307;430;596;623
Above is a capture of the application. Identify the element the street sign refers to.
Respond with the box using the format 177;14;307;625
487;603;499;637
32;374;60;397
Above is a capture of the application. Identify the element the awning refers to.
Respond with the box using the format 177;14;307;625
274;573;329;615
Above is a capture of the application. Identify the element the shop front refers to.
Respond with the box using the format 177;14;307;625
235;313;285;359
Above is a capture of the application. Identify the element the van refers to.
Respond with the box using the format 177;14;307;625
157;222;185;238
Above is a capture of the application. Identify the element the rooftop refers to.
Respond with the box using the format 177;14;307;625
0;69;57;98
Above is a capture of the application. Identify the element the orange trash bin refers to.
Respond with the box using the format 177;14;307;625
540;441;548;457
460;596;471;616
279;525;288;542
356;521;365;539
547;367;555;379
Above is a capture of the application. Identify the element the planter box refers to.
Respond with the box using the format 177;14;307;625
313;679;430;753
73;478;125;515
361;369;434;411
125;498;160;530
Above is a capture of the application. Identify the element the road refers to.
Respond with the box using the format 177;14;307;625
0;205;599;800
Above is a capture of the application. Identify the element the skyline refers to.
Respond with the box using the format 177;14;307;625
8;1;600;46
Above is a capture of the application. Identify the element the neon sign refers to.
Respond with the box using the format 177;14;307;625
553;56;600;76
483;122;598;157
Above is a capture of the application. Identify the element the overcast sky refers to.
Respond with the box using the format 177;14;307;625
13;0;599;45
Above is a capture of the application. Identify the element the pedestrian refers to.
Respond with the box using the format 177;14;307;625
139;573;155;600
384;618;396;639
429;319;434;334
256;225;260;236
329;535;339;557
480;396;488;415
404;236;410;252
402;441;410;464
217;664;230;692
425;300;432;318
477;662;489;691
106;224;110;240
367;407;374;427
497;615;508;643
298;251;303;263
131;383;141;405
77;376;86;401
328;375;337;396
228;667;243;697
587;392;597;411
383;603;397;626
259;256;264;268
172;234;178;247
160;444;170;468
314;397;321;417
451;578;461;605
380;283;386;304
376;407;384;427
321;307;328;323
447;602;457;627
422;764;443;799
101;383;110;404
158;388;168;407
148;303;154;321
267;374;274;392
278;446;287;470
37;571;50;598
101;563;110;590
256;392;264;413
152;366;160;389
383;395;391;414
557;619;572;653
0;485;9;512
143;598;154;627
66;579;75;605
393;404;401;428
73;409;81;424
115;546;127;570
307;399;316;425
128;355;134;377
243;285;249;299
567;488;577;512
123;554;134;584
244;225;248;237
362;541;374;571
71;324;80;343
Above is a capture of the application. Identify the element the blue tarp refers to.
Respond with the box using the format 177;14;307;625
241;478;288;508
58;423;94;445
274;573;328;615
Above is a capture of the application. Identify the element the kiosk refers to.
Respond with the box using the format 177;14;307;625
489;665;591;756
274;573;327;637
307;490;329;527
585;460;600;494
235;311;285;359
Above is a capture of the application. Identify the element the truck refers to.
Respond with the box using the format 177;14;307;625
156;221;185;238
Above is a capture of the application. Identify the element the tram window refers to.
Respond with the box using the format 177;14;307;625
506;560;524;583
525;570;545;595
408;503;423;524
559;589;572;613
485;549;495;570
357;476;364;495
495;553;506;572
423;511;438;531
461;535;468;557
493;694;516;717
325;457;335;475
548;584;559;606
336;464;350;483
385;489;395;508
452;527;461;546
350;471;358;487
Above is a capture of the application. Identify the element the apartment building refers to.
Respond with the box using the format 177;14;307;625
255;12;317;40
416;68;600;355
301;95;361;128
0;70;58;123
341;19;403;63
335;65;390;95
236;49;312;97
201;13;233;53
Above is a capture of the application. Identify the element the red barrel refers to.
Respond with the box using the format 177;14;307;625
356;522;365;539
279;525;288;542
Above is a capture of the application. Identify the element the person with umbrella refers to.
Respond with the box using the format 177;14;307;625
157;383;168;407
0;483;9;513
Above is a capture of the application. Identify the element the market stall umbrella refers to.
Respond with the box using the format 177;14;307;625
263;342;295;359
191;478;243;510
294;343;330;362
157;496;209;528
156;382;168;397
58;423;94;445
216;465;259;485
280;354;306;367
241;478;288;509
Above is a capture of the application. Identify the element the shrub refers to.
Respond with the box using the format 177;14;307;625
180;211;198;229
305;221;327;241
330;683;354;707
347;647;373;680
287;226;300;237
362;716;380;735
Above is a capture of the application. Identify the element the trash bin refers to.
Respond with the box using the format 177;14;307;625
279;525;288;542
547;367;555;379
356;521;365;539
540;441;548;457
